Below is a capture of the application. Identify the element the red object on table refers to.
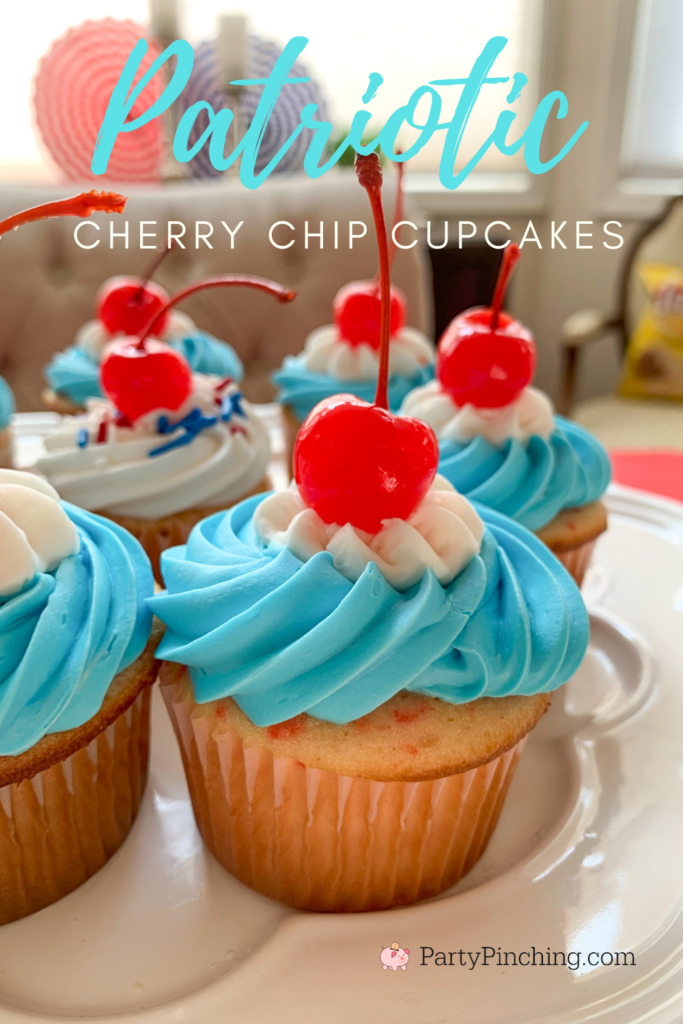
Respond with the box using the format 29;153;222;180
610;449;683;503
33;19;163;183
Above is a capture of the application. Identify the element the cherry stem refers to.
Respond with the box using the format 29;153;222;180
490;243;521;331
136;275;297;349
356;153;391;410
0;191;126;238
135;241;176;302
388;153;405;271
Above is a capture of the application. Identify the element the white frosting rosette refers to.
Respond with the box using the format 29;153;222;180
35;377;270;520
301;324;434;381
254;475;483;591
401;381;555;446
75;310;199;360
0;470;79;597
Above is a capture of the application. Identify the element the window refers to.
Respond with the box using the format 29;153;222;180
0;0;546;191
621;0;683;179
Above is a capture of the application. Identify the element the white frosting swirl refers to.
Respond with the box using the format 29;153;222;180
254;475;483;591
401;381;555;445
0;470;80;597
76;311;197;360
300;324;434;381
34;377;270;520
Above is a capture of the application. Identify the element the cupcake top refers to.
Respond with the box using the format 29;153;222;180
150;476;589;727
401;380;611;531
399;241;611;532
45;310;243;408
0;375;15;431
273;281;434;421
0;470;153;756
34;375;270;519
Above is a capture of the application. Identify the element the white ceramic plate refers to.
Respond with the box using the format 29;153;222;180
2;464;683;1023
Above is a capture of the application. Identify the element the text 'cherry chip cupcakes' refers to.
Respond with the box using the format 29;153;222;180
149;157;590;913
44;256;245;415
0;376;15;469
400;245;611;586
0;470;158;925
35;275;296;581
272;160;434;455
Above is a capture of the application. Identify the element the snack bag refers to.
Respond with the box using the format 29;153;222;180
619;263;683;400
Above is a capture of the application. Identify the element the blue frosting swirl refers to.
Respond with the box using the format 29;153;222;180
437;416;611;532
273;355;434;422
45;330;244;406
150;493;588;726
0;504;154;756
0;376;15;431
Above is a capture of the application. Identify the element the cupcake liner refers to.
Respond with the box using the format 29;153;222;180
0;686;151;925
0;427;13;469
104;477;270;582
162;675;525;913
552;538;597;588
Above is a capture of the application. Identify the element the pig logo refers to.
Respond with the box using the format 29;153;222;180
380;943;410;971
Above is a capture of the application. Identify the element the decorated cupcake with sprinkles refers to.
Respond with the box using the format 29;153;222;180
401;245;611;586
272;161;434;455
44;248;245;415
35;275;296;580
151;155;589;913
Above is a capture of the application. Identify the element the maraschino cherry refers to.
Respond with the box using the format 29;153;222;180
96;243;177;338
100;276;296;423
332;157;408;350
294;154;438;535
436;244;536;409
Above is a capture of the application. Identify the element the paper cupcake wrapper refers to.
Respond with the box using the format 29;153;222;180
0;686;151;925
162;676;525;913
551;538;597;588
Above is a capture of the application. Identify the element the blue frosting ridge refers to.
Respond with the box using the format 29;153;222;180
44;330;244;406
436;416;611;532
273;354;434;421
0;504;154;757
0;376;15;431
150;492;589;727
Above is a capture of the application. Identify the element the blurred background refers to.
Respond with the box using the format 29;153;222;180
0;0;682;460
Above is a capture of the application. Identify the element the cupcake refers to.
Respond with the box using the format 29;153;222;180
0;469;157;925
44;270;244;415
149;155;589;913
400;245;610;586
273;161;433;455
0;375;15;468
35;275;295;581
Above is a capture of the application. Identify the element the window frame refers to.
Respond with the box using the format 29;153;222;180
597;0;682;219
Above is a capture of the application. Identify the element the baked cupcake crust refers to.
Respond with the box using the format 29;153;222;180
0;621;164;788
536;499;608;553
161;662;551;783
101;476;271;582
41;387;85;416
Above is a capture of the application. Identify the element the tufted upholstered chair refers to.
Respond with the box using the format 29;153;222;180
0;172;432;411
